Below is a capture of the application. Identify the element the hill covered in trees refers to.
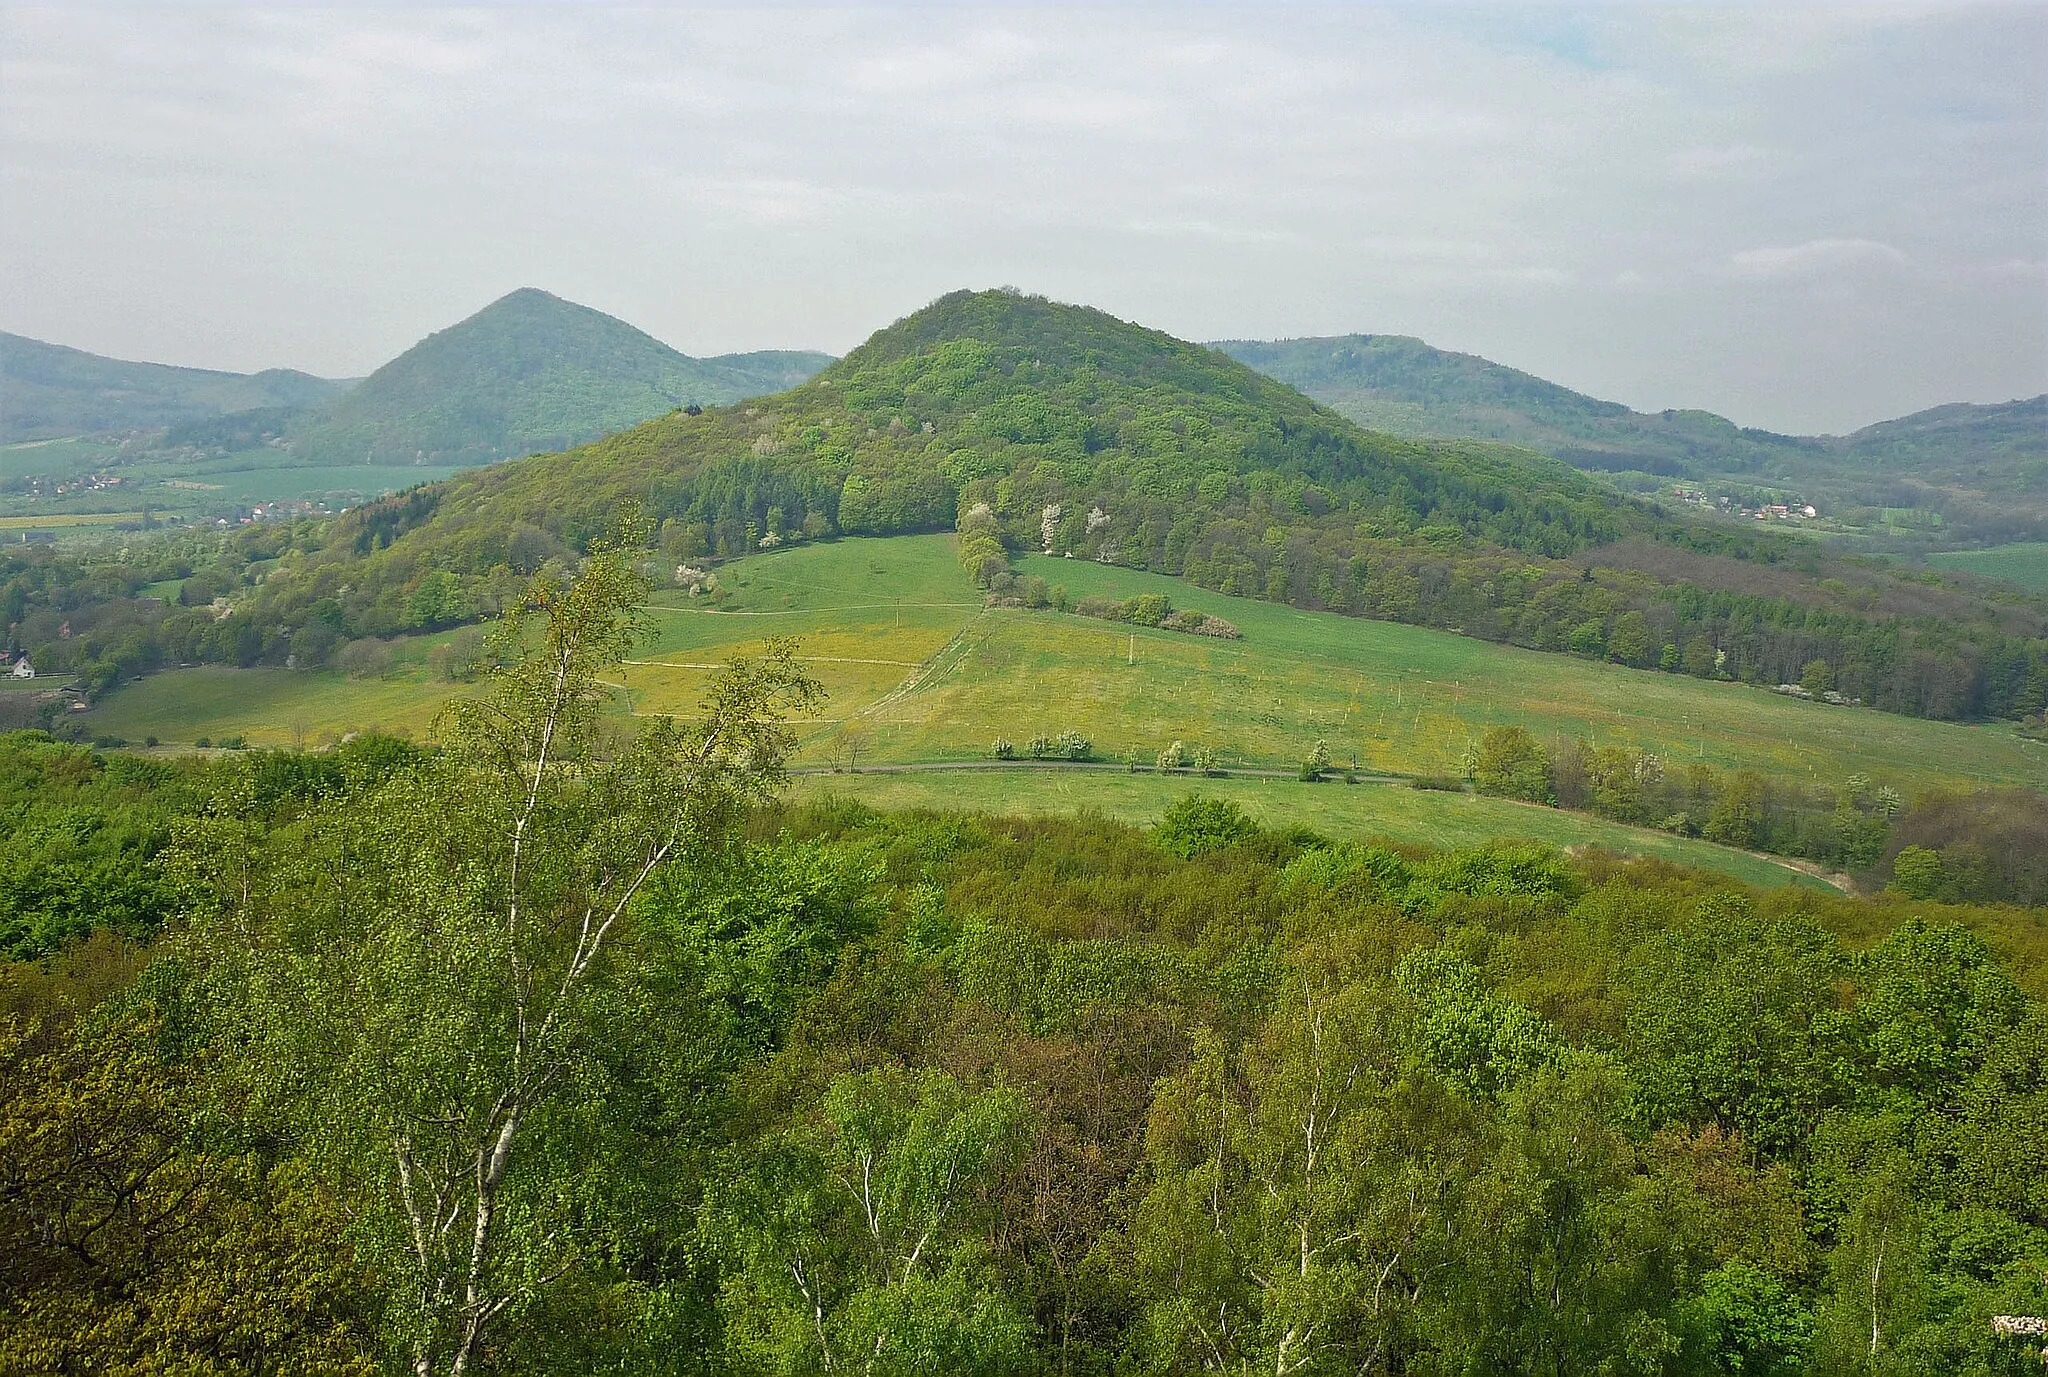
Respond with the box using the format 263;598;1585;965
0;329;349;443
1218;335;2048;546
281;288;833;465
138;288;2025;725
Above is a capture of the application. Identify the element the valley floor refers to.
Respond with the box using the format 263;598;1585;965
85;533;2042;890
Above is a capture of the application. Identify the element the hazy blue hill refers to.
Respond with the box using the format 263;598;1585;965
708;349;840;397
1212;334;1805;474
1218;334;2046;540
282;288;832;465
1839;396;2047;492
0;330;349;443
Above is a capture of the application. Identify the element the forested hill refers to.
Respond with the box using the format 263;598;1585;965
281;288;834;465
1218;334;2048;542
282;286;1656;578
19;290;2048;723
0;330;348;443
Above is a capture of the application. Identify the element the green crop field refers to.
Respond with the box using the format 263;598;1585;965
91;532;2044;805
87;632;478;747
0;511;150;529
130;460;467;506
1929;541;2048;594
791;768;1833;891
0;438;120;481
604;535;2040;795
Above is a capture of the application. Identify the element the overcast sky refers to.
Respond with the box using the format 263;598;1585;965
3;5;2043;434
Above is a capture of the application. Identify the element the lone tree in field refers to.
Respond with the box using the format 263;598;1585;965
182;514;820;1376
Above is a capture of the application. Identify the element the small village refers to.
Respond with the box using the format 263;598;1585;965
1669;483;1818;521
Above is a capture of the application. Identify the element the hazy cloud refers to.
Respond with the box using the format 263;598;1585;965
1;4;2042;432
1731;238;1913;278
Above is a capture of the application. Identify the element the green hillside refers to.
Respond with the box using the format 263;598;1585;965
282;288;833;465
1218;334;2048;544
21;291;2048;733
87;532;2044;891
239;289;2040;723
0;330;348;443
1930;541;2048;593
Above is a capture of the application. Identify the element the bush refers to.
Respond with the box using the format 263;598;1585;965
1157;740;1190;771
1473;726;1553;804
1055;730;1092;761
1411;775;1466;792
1889;845;1944;900
427;626;488;682
1026;735;1054;760
1154;793;1259;859
336;638;395;681
991;737;1015;761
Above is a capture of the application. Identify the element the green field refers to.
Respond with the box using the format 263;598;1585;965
0;442;466;533
126;459;466;506
1929;541;2048;594
86;531;2046;889
87;632;477;747
0;437;121;481
794;768;1834;890
95;534;2044;801
601;535;2041;795
0;511;150;529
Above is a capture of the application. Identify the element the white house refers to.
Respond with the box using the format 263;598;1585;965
11;655;34;680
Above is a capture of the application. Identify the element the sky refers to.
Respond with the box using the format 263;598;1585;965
2;4;2044;435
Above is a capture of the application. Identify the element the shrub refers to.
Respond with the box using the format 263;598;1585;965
1154;793;1258;859
991;737;1015;761
1055;730;1092;761
1027;735;1054;760
1157;740;1190;771
1473;726;1553;804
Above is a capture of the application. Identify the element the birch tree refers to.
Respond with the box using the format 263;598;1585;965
182;519;820;1375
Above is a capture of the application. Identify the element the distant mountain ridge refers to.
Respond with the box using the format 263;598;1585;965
281;289;833;465
1;290;835;464
1215;334;2047;541
0;331;350;444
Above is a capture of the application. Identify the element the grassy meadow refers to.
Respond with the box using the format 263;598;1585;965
88;632;477;747
793;768;1833;890
90;532;2043;812
1929;541;2048;594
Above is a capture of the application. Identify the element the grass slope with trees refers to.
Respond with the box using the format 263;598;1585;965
4;542;2047;1373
